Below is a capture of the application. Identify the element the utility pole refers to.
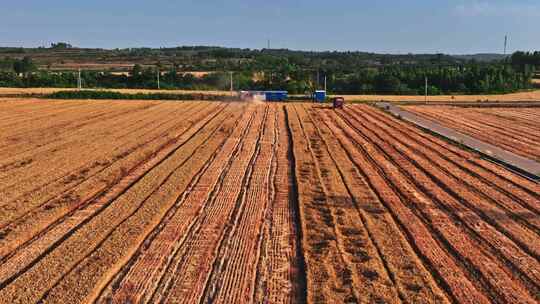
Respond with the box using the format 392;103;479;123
504;35;508;56
230;71;234;96
324;75;327;92
316;70;320;90
77;68;82;90
157;69;160;90
267;39;270;49
425;76;428;103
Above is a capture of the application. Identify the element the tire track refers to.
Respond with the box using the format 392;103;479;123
285;104;359;303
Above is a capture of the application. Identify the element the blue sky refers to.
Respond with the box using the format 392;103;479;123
1;0;538;54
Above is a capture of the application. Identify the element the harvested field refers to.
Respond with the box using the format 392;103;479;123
404;105;540;161
337;90;540;103
0;99;538;304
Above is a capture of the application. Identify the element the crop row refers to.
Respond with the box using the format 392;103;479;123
0;100;538;303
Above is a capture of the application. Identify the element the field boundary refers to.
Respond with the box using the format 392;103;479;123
395;102;540;108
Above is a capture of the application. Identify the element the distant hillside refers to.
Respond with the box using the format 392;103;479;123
0;45;487;73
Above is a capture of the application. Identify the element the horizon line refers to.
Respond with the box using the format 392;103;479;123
0;44;518;57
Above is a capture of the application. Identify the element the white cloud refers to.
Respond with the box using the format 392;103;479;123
455;1;540;17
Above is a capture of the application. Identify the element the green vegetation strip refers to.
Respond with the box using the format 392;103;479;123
45;90;233;101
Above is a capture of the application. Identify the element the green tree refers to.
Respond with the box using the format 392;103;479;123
131;64;143;76
13;57;36;75
50;42;73;49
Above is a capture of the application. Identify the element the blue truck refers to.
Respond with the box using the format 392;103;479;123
264;91;288;102
313;90;326;102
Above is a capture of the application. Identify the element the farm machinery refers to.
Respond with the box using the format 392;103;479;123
332;97;345;109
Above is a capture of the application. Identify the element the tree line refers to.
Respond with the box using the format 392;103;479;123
510;51;540;73
329;64;532;95
0;53;535;95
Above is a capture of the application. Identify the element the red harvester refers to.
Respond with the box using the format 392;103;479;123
332;97;344;109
